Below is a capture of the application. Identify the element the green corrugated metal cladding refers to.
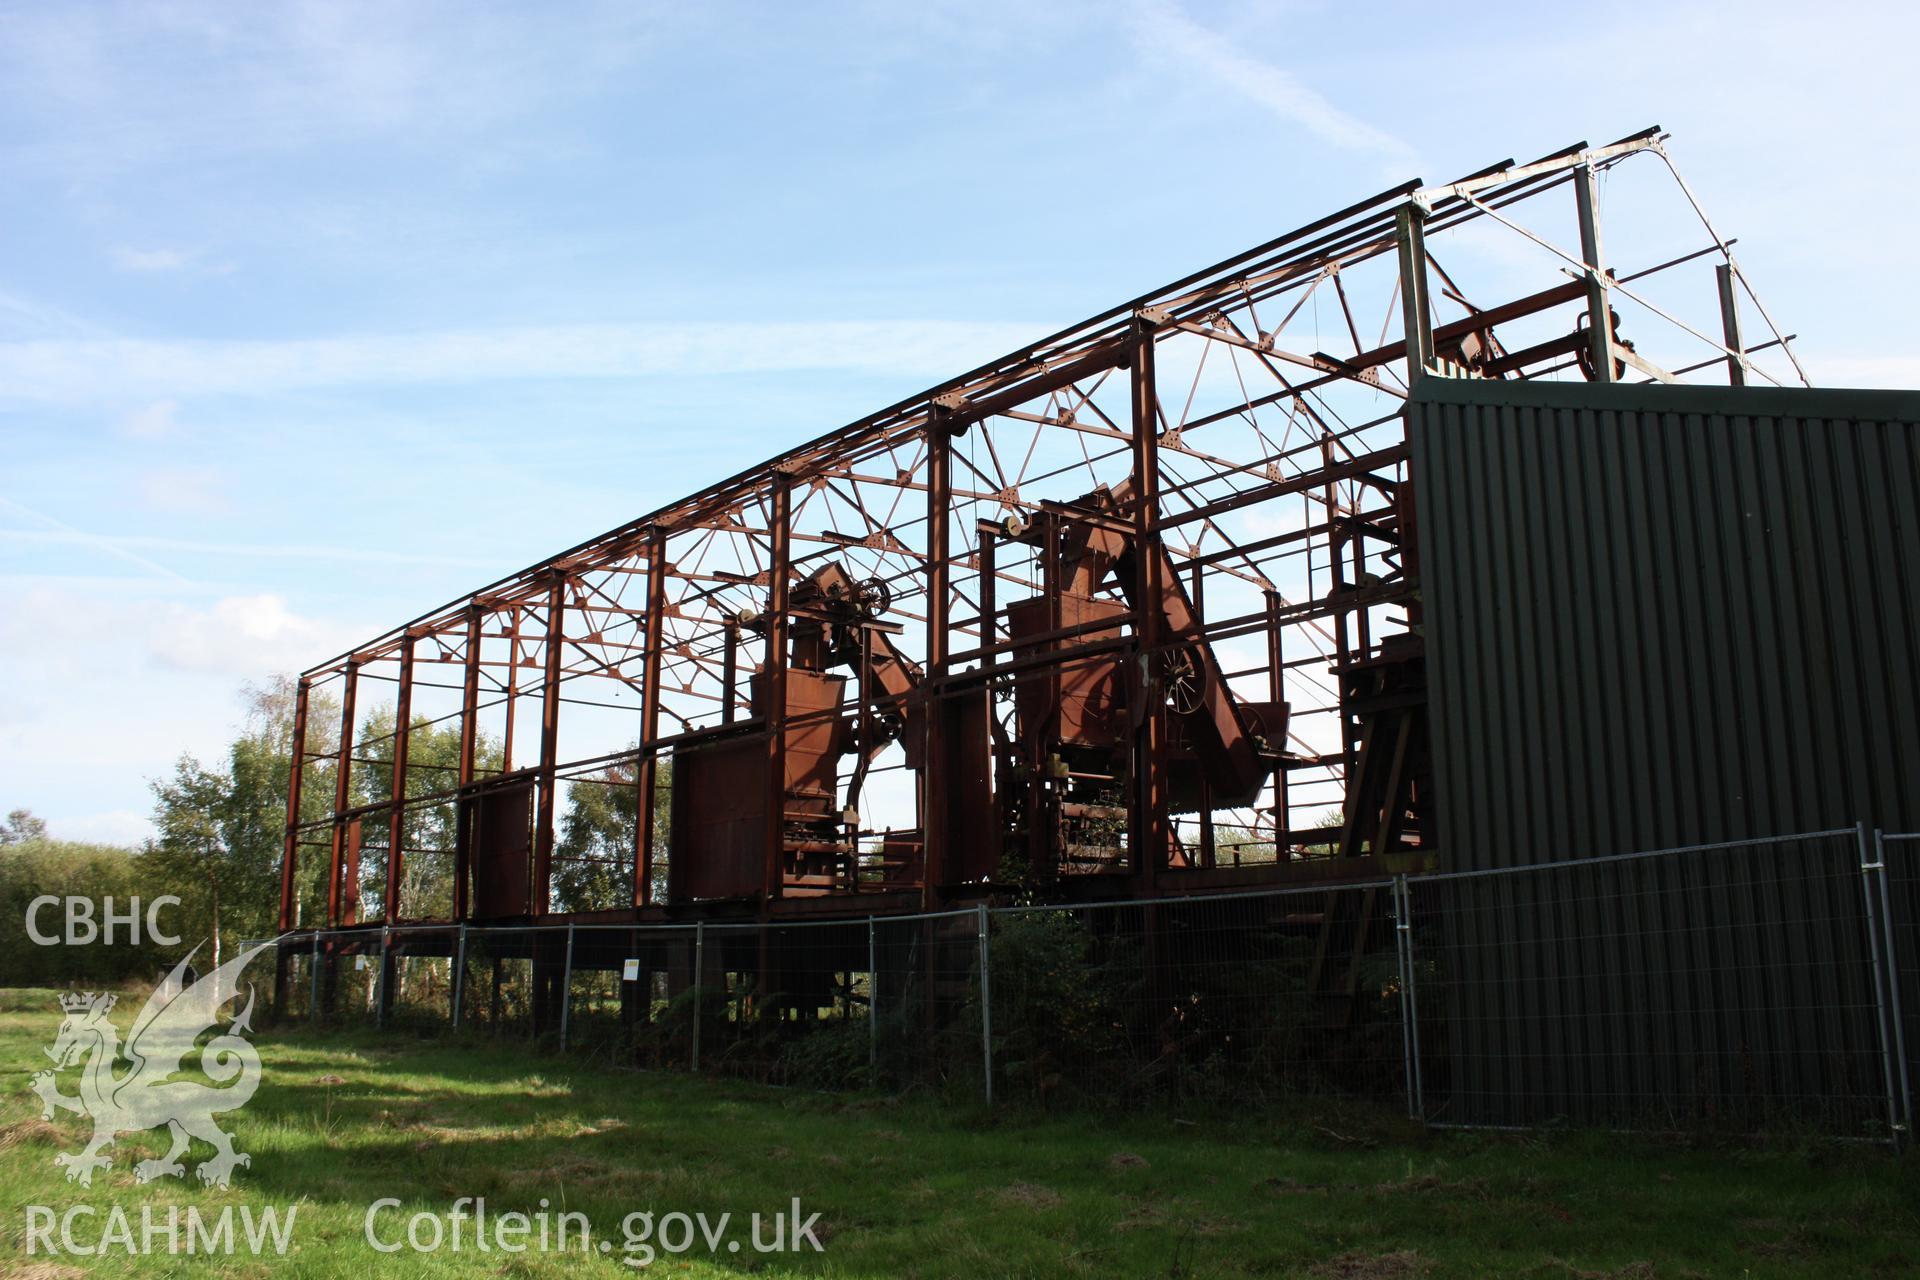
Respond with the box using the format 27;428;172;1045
1411;378;1920;867
1407;378;1920;1127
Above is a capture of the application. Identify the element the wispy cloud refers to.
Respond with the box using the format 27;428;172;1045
0;288;111;341
0;1;668;178
120;398;180;439
1127;0;1414;168
111;245;194;272
0;527;502;570
133;465;230;516
0;319;1043;407
0;495;189;582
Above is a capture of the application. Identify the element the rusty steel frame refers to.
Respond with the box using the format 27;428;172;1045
276;130;1805;946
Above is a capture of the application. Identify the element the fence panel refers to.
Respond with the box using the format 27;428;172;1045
990;885;1407;1108
270;826;1905;1140
454;927;549;1039
1408;832;1893;1136
558;925;698;1069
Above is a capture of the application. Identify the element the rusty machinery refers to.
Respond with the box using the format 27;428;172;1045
273;130;1806;1022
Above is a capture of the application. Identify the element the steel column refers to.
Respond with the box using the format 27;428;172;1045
1395;203;1434;387
1716;262;1747;387
277;677;311;932
1264;589;1288;851
453;608;482;922
1573;163;1616;383
764;479;793;903
636;529;667;907
325;662;359;927
533;574;566;916
923;408;954;907
1128;314;1168;889
384;632;416;925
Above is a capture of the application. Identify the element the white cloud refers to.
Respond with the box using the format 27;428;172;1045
1801;354;1920;390
112;245;194;272
135;465;229;515
147;593;355;676
1127;1;1414;167
57;809;154;846
121;398;180;438
0;584;365;841
0;319;1043;407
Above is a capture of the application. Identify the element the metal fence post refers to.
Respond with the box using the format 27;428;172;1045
1858;825;1910;1141
1856;822;1903;1142
309;933;323;1025
1392;875;1413;1117
867;916;879;1082
691;921;705;1073
977;903;993;1106
1874;831;1913;1138
559;922;576;1053
1396;876;1426;1121
376;928;391;1028
451;924;467;1030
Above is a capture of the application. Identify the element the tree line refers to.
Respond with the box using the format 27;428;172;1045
2;677;667;989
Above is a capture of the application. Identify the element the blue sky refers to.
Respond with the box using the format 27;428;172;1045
2;0;1914;843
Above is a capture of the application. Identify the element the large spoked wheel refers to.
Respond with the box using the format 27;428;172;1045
1161;644;1207;716
854;575;891;617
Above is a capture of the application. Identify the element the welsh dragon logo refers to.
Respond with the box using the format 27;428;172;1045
30;942;268;1188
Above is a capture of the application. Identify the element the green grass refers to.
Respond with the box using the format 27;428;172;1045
0;994;1915;1278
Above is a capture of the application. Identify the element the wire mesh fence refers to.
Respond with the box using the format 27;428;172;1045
988;888;1409;1107
1410;831;1894;1136
265;825;1917;1141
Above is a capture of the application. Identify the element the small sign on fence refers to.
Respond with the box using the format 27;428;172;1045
621;958;640;982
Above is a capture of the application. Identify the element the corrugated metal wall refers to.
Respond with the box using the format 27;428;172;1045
1411;378;1920;868
1408;378;1920;1128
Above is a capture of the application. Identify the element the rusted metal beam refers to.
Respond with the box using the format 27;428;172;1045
1572;162;1615;384
325;661;358;927
1129;313;1168;891
383;633;416;925
533;576;566;917
922;405;954;907
763;478;792;904
635;529;666;907
453;607;482;921
277;677;310;932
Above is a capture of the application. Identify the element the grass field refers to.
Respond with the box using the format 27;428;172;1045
1;993;1915;1278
